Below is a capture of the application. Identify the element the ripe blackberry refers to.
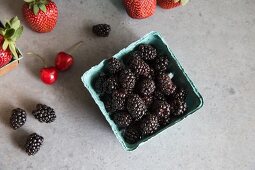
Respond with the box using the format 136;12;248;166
152;101;171;125
103;76;118;94
174;88;188;101
101;95;114;113
157;73;176;96
32;104;56;123
107;58;123;74
137;78;156;96
140;114;159;135
92;24;111;37
138;44;157;60
124;124;142;144
25;133;44;156
94;73;107;95
141;95;153;108
127;94;147;121
10;108;26;130
153;90;166;101
154;55;169;72
128;57;151;77
111;89;127;111
170;100;187;116
113;112;132;128
119;69;136;90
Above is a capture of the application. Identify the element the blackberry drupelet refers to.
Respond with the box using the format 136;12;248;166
94;73;107;95
25;133;44;156
111;89;127;111
128;57;151;77
140;114;159;135
141;95;153;108
92;24;111;37
124;123;142;144
138;44;157;60
137;78;156;96
157;73;176;95
103;76;118;94
152;101;171;125
113;112;133;128
170;99;187;116
107;58;123;74
153;55;169;72
127;94;147;121
10;108;26;130
119;69;136;90
32;104;56;123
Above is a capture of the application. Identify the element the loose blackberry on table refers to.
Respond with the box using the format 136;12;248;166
10;108;26;130
32;104;56;123
92;24;111;37
25;133;44;156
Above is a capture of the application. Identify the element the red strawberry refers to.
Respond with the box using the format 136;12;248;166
22;0;58;33
157;0;189;9
123;0;157;19
0;17;23;68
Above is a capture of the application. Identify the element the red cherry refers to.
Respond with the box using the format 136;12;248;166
40;67;58;85
55;52;73;71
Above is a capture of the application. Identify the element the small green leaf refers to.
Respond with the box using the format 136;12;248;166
10;16;18;24
0;28;5;35
9;42;18;59
33;4;40;15
14;26;23;40
39;4;46;13
5;22;11;29
5;28;15;39
11;19;20;30
24;0;35;3
2;39;9;50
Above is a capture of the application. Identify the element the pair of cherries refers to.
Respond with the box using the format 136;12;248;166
28;41;83;85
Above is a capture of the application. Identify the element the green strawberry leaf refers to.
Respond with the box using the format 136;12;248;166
9;42;18;59
2;39;9;50
5;22;11;29
5;28;15;39
33;4;40;15
0;28;5;35
11;19;20;30
39;4;46;13
24;0;35;3
14;26;23;40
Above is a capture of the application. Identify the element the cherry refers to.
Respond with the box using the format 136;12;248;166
40;67;58;85
55;52;73;71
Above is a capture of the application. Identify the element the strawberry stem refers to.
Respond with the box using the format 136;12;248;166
66;41;84;56
26;52;48;68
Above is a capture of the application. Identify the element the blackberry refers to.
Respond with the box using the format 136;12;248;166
25;133;44;156
170;99;187;116
101;95;114;113
113;112;132;128
127;94;147;121
119;69;136;90
124;124;142;144
174;88;187;101
152;101;171;125
103;76;118;94
92;24;111;37
154;55;169;72
157;73;176;96
128;57;151;77
10;108;26;130
107;58;123;74
140;114;159;135
94;73;107;95
141;95;153;108
111;89;127;111
153;90;166;101
138;44;157;60
32;104;56;123
137;78;156;96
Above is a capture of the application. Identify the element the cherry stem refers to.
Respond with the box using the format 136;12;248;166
66;41;84;55
26;52;47;68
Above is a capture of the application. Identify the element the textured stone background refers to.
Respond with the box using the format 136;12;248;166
0;0;254;169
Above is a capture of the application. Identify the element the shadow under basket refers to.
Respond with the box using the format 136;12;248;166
0;49;23;76
81;31;204;151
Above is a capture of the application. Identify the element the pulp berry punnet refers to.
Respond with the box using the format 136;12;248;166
92;44;188;144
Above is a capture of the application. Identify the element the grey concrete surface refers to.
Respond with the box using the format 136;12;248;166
0;0;255;170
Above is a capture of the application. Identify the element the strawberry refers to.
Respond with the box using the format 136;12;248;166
157;0;189;9
22;0;58;33
0;17;23;68
123;0;157;19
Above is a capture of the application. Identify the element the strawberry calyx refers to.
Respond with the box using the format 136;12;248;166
24;0;50;15
174;0;189;6
0;16;23;59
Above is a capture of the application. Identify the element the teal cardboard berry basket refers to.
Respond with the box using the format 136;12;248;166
81;31;203;151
